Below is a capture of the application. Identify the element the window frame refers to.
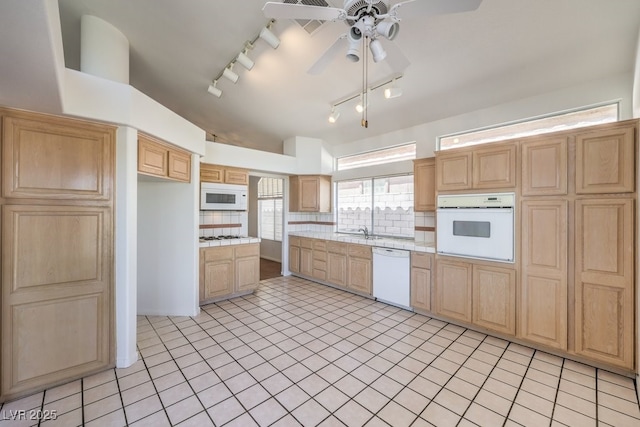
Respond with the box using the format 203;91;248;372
257;177;283;242
336;142;416;171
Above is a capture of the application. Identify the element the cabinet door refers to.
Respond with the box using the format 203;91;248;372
236;256;259;292
300;248;313;276
2;205;113;398
327;253;347;287
435;259;472;322
521;137;568;196
299;176;320;211
436;151;472;191
520;199;568;350
200;163;223;183
348;257;372;295
472;265;516;335
225;168;248;185
575;124;635;194
289;245;300;274
414;158;436;212
168;150;191;182
472;142;517;189
574;198;634;369
2;114;114;200
203;260;234;300
138;136;168;177
410;267;431;311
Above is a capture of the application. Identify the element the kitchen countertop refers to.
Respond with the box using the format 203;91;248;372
289;231;435;254
199;237;261;248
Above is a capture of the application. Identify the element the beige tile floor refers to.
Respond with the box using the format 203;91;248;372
1;276;640;426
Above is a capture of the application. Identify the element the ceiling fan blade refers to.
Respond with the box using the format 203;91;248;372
262;2;346;21
390;0;482;20
383;41;410;73
307;34;347;75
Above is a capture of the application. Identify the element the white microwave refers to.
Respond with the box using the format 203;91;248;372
201;183;247;211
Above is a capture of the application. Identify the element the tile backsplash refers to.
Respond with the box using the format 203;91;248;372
199;210;248;237
288;212;335;233
415;211;436;243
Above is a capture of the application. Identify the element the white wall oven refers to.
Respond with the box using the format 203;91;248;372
436;193;515;263
201;182;247;211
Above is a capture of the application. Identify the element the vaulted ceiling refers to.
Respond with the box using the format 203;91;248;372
56;0;640;153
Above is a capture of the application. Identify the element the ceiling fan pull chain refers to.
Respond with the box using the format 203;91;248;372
362;36;369;128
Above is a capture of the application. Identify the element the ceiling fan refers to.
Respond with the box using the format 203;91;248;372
262;0;483;75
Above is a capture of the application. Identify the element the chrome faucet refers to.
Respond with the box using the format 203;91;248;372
358;226;369;239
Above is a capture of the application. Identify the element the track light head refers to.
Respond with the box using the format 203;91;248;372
260;25;280;49
328;107;340;123
236;51;254;70
369;39;387;63
207;81;222;98
376;21;400;40
222;65;239;83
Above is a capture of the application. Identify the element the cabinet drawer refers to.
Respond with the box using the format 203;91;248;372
290;236;300;247
348;244;372;259
300;238;313;249
313;259;327;271
313;240;327;251
327;241;347;255
412;252;432;270
203;246;234;262
235;243;259;258
313;250;327;262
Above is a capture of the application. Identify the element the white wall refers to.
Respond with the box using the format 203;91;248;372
136;160;200;317
203;141;298;174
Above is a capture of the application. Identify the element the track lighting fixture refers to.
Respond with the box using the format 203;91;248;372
328;107;340;123
222;64;239;83
259;22;280;49
207;80;222;98
355;91;370;113
369;39;387;63
384;79;402;99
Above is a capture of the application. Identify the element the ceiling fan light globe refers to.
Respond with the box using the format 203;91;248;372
376;21;399;40
369;39;387;62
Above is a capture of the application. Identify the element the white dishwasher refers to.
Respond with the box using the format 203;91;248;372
372;247;411;310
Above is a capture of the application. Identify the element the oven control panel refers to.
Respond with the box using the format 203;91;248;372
437;193;515;209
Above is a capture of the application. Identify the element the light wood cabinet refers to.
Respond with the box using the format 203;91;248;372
200;163;248;185
435;141;516;191
327;241;348;287
520;199;568;350
575;123;635;194
312;240;327;281
290;175;332;212
435;259;472;323
413;158;436;211
521;137;568;196
435;150;472;191
299;238;314;277
0;109;115;402
347;244;372;295
574;198;634;369
138;133;191;182
289;237;301;274
411;252;433;311
200;243;259;303
200;247;234;301
472;264;516;335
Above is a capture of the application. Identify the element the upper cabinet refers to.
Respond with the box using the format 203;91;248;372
413;158;436;211
200;163;248;185
290;175;332;212
436;141;516;192
138;133;191;182
575;122;635;194
2;110;114;201
521;136;568;196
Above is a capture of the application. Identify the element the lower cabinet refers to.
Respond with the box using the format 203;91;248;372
435;257;516;334
411;252;433;311
200;243;259;303
289;237;372;296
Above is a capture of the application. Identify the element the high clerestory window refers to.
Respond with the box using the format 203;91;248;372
439;103;619;150
258;177;283;241
336;143;416;171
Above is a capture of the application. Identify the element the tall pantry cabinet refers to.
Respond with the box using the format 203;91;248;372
0;109;115;401
519;120;636;370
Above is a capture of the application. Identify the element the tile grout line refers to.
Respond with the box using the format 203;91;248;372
548;356;566;425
